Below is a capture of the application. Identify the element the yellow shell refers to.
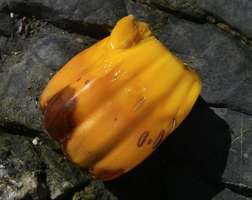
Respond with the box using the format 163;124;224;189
40;15;201;180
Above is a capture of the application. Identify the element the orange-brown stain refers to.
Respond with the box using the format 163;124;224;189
43;86;77;143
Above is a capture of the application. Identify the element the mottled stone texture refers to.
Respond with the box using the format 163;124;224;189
0;0;252;199
0;26;95;131
0;130;90;199
213;108;252;187
138;0;252;38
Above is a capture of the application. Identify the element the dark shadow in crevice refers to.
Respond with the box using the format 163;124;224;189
141;0;207;24
106;97;231;200
223;182;252;197
0;122;41;138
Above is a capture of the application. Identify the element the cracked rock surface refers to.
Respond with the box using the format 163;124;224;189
0;0;251;199
0;130;90;199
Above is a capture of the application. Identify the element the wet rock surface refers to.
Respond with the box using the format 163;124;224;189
0;12;12;36
0;21;96;131
0;130;93;200
0;0;251;199
212;108;252;195
0;0;127;38
137;0;252;40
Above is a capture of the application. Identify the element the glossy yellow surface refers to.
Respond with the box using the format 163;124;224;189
40;15;201;180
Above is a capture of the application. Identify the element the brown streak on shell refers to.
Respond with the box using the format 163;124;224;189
153;129;165;149
137;131;150;147
76;77;82;82
43;86;77;144
133;96;145;112
85;79;90;85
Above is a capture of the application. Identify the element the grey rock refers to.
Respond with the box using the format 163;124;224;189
0;36;7;55
0;13;12;36
137;0;206;22
198;0;252;39
0;130;91;200
213;108;252;188
213;188;250;200
39;138;90;199
0;131;48;200
4;0;127;37
0;27;96;131
0;0;7;10
138;0;252;38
